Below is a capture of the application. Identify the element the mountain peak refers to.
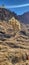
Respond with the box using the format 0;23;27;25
0;8;29;24
19;12;29;24
0;8;18;21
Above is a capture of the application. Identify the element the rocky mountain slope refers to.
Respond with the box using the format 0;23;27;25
0;8;29;24
18;12;29;24
0;8;29;65
0;8;18;21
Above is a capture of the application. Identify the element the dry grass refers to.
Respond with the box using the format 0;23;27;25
0;20;29;65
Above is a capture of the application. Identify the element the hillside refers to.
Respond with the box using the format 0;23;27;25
0;8;29;65
0;8;29;24
18;12;29;24
0;8;18;21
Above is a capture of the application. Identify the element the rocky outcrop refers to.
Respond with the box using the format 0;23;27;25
9;17;21;32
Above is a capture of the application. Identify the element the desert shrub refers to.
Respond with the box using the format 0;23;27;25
11;56;19;64
22;53;27;62
20;31;26;35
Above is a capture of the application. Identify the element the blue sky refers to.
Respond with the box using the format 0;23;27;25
0;0;29;15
